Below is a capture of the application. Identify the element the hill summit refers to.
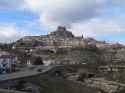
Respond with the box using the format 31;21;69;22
49;26;74;38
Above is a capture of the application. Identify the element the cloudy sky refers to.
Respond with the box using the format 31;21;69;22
0;0;125;43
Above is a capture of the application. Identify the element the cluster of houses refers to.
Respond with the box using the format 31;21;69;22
14;26;119;51
14;26;87;50
0;51;17;73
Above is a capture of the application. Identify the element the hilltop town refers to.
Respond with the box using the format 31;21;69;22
0;26;125;93
11;26;125;65
15;26;119;50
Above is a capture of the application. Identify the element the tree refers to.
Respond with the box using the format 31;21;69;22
33;57;43;65
77;73;86;82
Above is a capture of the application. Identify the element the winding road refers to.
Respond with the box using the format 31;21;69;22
0;65;55;82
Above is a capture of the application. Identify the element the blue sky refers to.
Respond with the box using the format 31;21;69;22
0;0;125;44
0;10;49;35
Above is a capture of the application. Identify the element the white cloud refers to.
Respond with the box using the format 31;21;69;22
0;0;125;29
24;0;125;29
112;0;125;5
0;0;125;31
71;17;125;37
0;24;24;43
24;0;125;37
25;0;106;28
0;0;26;10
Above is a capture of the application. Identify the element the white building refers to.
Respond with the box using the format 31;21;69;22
0;51;17;73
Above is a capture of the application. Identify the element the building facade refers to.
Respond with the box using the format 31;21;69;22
0;51;17;73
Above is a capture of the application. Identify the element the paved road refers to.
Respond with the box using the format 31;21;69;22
0;65;55;82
